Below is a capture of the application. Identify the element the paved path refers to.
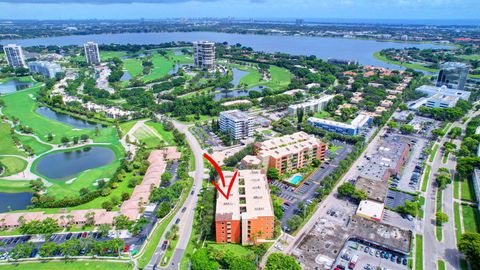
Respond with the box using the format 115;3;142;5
144;119;205;270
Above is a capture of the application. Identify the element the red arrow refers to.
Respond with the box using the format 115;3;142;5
203;153;238;200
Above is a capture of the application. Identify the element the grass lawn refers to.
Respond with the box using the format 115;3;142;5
429;144;439;163
374;52;439;73
17;134;52;155
415;234;423;270
436;190;443;242
0;179;32;193
0;157;27;177
461;204;480;233
454;175;460;200
208;242;254;257
119;120;138;135
141;52;192;83
265;66;292;90
100;51;128;61
0;261;132;270
454;202;462;241
437;260;446;270
458;54;480;60
313;110;331;119
460;177;476;202
145;121;176;145
1;85;119;145
421;165;431;192
0;123;26;157
132;125;163;148
238;67;261;87
123;58;143;78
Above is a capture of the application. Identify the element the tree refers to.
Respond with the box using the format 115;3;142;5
286;215;302;231
155;201;171;218
61;136;70;144
98;224;112;238
102;201;113;211
39;241;58;257
47;133;54;141
267;168;280;181
400;124;414;134
265;253;301;270
449;127;462;139
80;134;89;142
436;212;449;225
396;200;420;217
9;242;35;260
458;232;480;269
431;128;446;138
72;136;79;144
161;172;173;184
191;248;219;270
387;121;398;129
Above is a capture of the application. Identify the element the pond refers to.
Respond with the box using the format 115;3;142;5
0;80;33;94
0;192;33;213
231;68;249;87
120;70;131;81
36;107;103;130
213;89;252;101
168;63;188;75
35;146;116;180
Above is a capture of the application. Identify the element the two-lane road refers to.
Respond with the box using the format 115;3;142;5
145;120;205;270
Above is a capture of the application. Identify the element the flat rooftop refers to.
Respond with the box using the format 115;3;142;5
256;132;323;159
308;113;371;130
356;200;385;220
288;94;335;109
355;177;388;202
220;109;252;121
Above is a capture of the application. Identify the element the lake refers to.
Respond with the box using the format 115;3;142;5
36;107;103;130
231;67;249;87
0;32;450;68
0;80;33;94
35;146;116;180
0;192;33;213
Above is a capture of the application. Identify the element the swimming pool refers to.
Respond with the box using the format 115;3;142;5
289;174;303;185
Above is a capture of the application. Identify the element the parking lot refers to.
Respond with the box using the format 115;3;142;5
272;141;353;230
333;240;409;270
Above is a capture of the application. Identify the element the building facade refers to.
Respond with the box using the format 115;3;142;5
252;132;327;175
307;113;372;136
3;44;26;68
473;169;480;209
287;95;335;116
219;110;254;140
28;61;62;78
193;41;215;69
436;62;469;90
84;42;101;65
215;170;274;245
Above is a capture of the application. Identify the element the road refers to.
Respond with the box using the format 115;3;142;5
422;108;479;270
144;120;205;270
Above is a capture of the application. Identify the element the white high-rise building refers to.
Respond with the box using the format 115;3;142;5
3;44;26;68
83;42;100;65
28;61;62;78
219;110;254;140
193;41;215;69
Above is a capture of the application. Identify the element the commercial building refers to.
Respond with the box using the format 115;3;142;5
287;95;335;115
307;113;372;136
436;62;469;90
251;132;326;175
416;85;471;101
473;169;480;209
356;200;385;222
215;170;274;245
28;61;62;78
84;41;101;65
355;177;388;202
3;44;26;68
193;40;215;69
219;110;254;140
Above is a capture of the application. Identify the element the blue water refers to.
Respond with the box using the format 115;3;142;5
35;146;116;180
36;107;103;130
0;192;33;213
0;32;449;69
0;80;33;94
289;175;303;185
231;68;249;87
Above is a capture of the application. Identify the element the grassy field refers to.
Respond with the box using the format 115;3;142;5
415;234;423;270
437;260;446;270
0;179;32;193
454;202;462;241
123;58;143;78
208;243;254;257
0;261;132;270
460;177;476;202
0;123;26;157
133;125;164;148
145;121;176;145
119;120;138;135
265;66;293;90
0;157;28;177
421;165;431;192
429;144;439;162
17;134;52;155
238;66;261;87
100;51;128;61
141;52;192;83
2;86;119;145
454;175;460;200
458;54;480;60
313;110;331;119
436;190;443;241
461;204;480;233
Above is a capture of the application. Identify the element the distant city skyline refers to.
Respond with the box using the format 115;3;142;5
0;0;479;21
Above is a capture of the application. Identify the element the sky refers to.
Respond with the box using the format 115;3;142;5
0;0;479;21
